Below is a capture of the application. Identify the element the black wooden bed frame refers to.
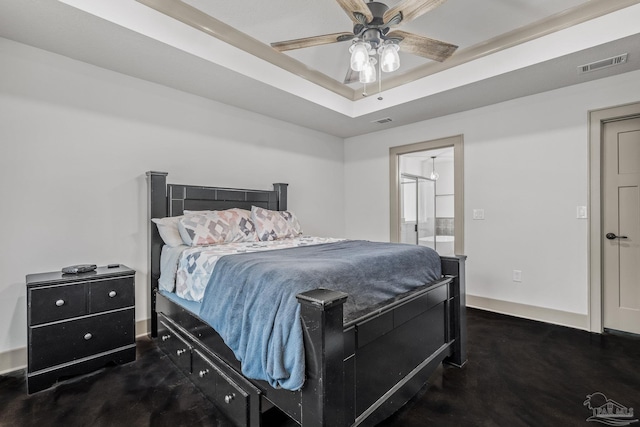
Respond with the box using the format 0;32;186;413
147;171;466;427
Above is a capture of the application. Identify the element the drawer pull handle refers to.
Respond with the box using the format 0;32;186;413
224;393;235;404
55;299;65;307
161;334;171;341
84;333;93;340
198;369;209;378
176;349;187;356
108;290;117;298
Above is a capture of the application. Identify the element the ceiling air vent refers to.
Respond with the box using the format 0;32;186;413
372;117;393;124
578;53;628;74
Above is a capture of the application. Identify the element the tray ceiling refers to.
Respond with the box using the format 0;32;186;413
1;0;639;137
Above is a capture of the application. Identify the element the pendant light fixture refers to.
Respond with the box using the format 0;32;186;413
429;156;439;181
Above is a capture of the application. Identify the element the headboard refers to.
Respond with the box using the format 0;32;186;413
146;171;288;336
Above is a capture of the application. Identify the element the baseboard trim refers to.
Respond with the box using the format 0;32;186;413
0;319;151;376
467;295;589;331
0;347;27;376
135;318;150;338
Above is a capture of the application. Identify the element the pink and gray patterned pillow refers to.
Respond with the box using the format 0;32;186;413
251;206;303;241
226;208;258;242
178;209;258;246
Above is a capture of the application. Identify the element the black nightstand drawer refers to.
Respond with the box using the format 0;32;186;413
29;284;87;325
29;308;134;372
90;277;134;313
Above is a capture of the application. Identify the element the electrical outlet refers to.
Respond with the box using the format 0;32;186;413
513;270;522;282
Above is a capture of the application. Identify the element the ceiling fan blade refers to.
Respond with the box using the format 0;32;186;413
271;32;355;52
344;67;359;84
388;30;457;62
383;0;448;25
335;0;373;23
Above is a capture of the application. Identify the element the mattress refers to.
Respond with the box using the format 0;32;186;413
158;288;202;316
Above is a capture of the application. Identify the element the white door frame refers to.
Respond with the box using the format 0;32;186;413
389;135;464;255
588;102;640;333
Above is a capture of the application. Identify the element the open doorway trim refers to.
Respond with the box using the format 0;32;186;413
389;135;464;255
588;102;640;333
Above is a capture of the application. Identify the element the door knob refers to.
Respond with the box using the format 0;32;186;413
606;233;628;240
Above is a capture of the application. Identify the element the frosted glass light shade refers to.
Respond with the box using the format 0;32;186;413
359;58;376;83
379;43;400;73
349;42;371;72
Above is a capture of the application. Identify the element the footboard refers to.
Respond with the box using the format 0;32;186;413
295;254;466;427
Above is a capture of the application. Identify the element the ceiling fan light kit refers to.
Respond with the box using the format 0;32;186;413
359;57;377;83
349;41;372;71
271;0;458;88
379;41;400;72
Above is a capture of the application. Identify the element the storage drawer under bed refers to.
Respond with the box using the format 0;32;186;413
157;312;252;426
192;349;250;427
158;317;192;374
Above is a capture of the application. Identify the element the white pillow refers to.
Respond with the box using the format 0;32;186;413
151;216;185;247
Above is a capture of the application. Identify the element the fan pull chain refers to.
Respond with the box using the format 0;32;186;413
377;56;383;100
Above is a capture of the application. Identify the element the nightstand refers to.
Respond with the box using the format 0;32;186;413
26;265;136;393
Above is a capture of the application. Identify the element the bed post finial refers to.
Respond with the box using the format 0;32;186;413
273;183;288;211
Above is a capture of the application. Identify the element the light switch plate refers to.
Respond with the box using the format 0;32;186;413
473;209;485;220
576;206;588;219
513;270;522;282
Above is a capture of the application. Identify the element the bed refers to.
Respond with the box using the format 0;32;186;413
146;171;467;427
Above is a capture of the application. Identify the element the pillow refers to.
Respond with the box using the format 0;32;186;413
178;209;258;246
227;208;259;242
184;208;257;243
251;206;303;241
151;216;186;247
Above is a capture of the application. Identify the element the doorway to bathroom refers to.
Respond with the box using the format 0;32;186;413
390;135;464;256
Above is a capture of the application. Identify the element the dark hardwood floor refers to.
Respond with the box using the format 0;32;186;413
2;308;639;427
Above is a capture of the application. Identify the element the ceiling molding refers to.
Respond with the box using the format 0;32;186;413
136;0;354;99
138;0;640;103
375;0;640;98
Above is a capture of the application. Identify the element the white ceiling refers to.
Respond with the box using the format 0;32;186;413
1;0;640;138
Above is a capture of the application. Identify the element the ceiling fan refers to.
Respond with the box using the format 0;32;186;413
270;0;458;85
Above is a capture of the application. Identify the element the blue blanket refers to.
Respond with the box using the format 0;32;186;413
198;240;441;390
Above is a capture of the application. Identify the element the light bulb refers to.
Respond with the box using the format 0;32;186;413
350;42;371;72
359;58;377;83
379;43;400;73
430;157;439;180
